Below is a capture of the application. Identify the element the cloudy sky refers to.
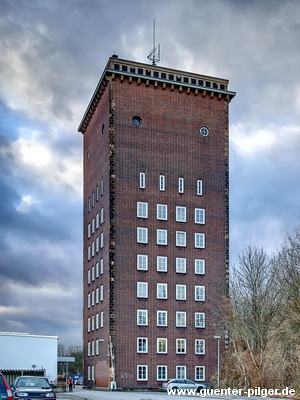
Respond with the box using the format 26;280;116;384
1;0;300;346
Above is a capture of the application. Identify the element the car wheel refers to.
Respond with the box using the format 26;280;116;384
172;386;178;390
197;386;204;392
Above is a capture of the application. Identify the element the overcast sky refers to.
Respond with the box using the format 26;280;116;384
1;0;300;346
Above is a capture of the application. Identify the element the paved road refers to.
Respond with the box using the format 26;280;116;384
57;387;298;400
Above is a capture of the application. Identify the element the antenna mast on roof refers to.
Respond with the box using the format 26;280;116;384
147;19;160;66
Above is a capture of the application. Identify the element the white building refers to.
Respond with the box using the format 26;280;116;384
0;332;58;384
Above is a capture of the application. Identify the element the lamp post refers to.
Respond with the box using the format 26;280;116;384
214;336;221;388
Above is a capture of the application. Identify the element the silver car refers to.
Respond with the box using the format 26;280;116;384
162;379;209;392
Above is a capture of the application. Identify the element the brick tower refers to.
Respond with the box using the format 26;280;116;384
78;55;235;390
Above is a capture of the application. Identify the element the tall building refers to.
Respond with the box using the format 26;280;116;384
78;55;235;390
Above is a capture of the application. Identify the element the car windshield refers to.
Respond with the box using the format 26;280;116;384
16;378;50;388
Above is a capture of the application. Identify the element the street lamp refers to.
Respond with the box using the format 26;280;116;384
214;336;221;388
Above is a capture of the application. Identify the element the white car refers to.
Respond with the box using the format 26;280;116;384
162;379;209;392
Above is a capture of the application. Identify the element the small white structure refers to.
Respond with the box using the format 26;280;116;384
0;332;58;384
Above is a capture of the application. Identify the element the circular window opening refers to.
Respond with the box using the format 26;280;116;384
132;115;142;126
200;126;209;137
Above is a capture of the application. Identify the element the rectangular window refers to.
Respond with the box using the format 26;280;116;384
157;283;168;299
87;223;91;239
176;339;186;354
176;284;186;300
96;213;100;229
197;180;203;195
87;269;91;284
195;286;205;301
91;290;95;306
137;227;148;244
195;208;205;224
157;338;168;354
100;311;104;327
195;259;205;275
176;231;186;247
137;254;148;271
91;316;95;331
92;218;95;234
195;233;205;248
95;262;99;278
100;232;104;248
137;309;148;326
100;285;104;301
157;204;167;220
137;202;148;218
157;229;167;245
87;246;91;261
96;184;99;201
140;172;146;189
137;365;148;381
157;310;168;326
137;337;148;353
178;177;184;193
96;313;99;330
195;312;205;328
96;237;99;253
176;257;186;273
157;256;167;272
96;339;99;355
100;179;104;195
176;206;186;222
100;208;104;224
157;365;168;381
137;282;148;298
176;312;186;327
87;293;91;308
87;342;90;357
159;175;165;191
95;287;99;303
195;339;205;355
88;197;91;213
195;366;205;381
92;266;95;281
100;258;104;274
91;241;95;257
176;366;186;379
87;317;90;333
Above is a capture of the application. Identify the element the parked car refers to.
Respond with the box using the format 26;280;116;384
0;373;13;400
11;376;56;400
162;378;210;392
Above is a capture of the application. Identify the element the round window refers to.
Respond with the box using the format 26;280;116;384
200;126;209;137
132;115;142;126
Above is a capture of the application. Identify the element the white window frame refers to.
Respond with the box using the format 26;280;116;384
100;208;104;224
159;175;165;191
157;338;168;354
195;312;205;328
100;232;104;248
176;338;187;354
95;262;99;278
96;237;99;253
157;229;167;245
95;287;99;304
197;180;203;196
195;339;205;355
195;208;205;224
137;309;148;326
137;337;148;353
176;231;186;247
92;265;95;281
100;179;104;195
96;213;100;229
157;204;167;220
137;282;148;298
195;233;205;248
137;254;148;271
176;257;186;273
137;227;148;244
176;365;186;379
137;365;148;381
87;293;91;309
137;202;148;218
195;259;205;275
87;223;91;239
87;246;91;261
157;310;168;326
157;283;168;299
100;311;104;328
157;365;168;381
100;258;104;275
176;284;186;300
195;285;205;301
176;206;186;222
100;285;104;301
92;218;95;234
96;313;99;330
176;311;187;327
178;177;184;193
87;269;91;284
139;172;146;189
87;317;91;333
195;366;205;381
157;256;168;272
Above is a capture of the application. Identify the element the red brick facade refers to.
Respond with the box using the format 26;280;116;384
79;56;235;389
